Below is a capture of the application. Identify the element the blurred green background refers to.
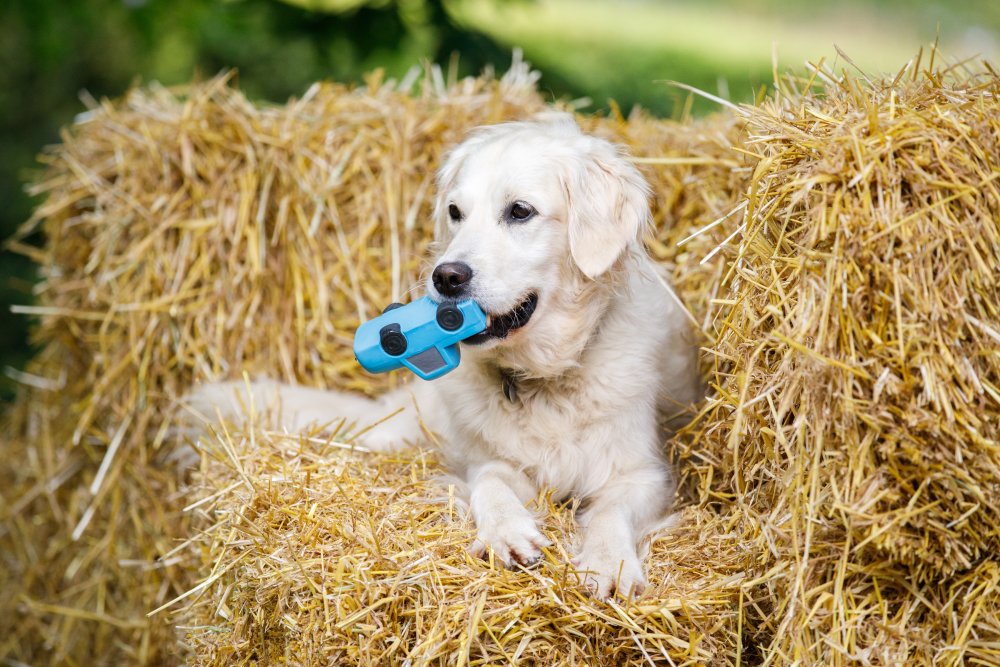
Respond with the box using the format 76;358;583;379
1;0;997;399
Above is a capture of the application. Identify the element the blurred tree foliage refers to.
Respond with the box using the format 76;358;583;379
0;0;515;400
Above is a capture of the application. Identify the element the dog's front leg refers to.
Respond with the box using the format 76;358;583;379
574;463;673;599
467;461;551;567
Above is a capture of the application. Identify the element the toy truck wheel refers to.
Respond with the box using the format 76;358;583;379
382;302;404;314
436;302;464;331
379;324;407;356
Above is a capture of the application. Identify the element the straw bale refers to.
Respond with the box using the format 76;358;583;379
176;422;753;665
164;103;751;664
674;55;1000;663
0;58;747;665
0;62;551;664
3;49;999;666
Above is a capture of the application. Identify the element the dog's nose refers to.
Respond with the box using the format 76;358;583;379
432;261;474;297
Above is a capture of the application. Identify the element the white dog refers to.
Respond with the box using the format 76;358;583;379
190;116;701;598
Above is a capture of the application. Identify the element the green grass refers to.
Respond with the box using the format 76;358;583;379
455;0;997;116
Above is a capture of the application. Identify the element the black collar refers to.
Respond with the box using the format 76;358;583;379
499;368;518;403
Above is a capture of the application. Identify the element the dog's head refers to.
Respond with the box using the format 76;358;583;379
427;116;651;360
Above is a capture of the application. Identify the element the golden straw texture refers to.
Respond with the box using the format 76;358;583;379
2;51;998;666
675;53;1000;664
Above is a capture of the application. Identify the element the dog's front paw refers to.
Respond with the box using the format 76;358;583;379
572;547;646;599
469;513;551;568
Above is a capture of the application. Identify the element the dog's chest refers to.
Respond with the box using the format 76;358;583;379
445;371;616;495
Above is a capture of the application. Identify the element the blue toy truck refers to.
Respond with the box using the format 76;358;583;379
353;297;487;380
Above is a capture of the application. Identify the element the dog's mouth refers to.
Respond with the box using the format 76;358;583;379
464;292;539;345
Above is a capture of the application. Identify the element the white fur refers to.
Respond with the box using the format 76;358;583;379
187;116;701;599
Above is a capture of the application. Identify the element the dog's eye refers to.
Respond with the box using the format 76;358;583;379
448;203;462;222
508;201;536;222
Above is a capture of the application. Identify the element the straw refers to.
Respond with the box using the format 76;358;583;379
2;49;998;665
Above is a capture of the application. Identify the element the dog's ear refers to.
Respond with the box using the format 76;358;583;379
562;138;651;279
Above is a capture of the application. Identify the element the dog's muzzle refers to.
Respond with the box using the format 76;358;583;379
464;292;539;345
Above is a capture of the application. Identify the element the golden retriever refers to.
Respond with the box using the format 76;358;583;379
190;115;701;598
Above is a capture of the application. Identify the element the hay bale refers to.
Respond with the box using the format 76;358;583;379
177;426;753;665
676;55;1000;662
3;49;998;666
1;59;746;664
0;62;550;664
